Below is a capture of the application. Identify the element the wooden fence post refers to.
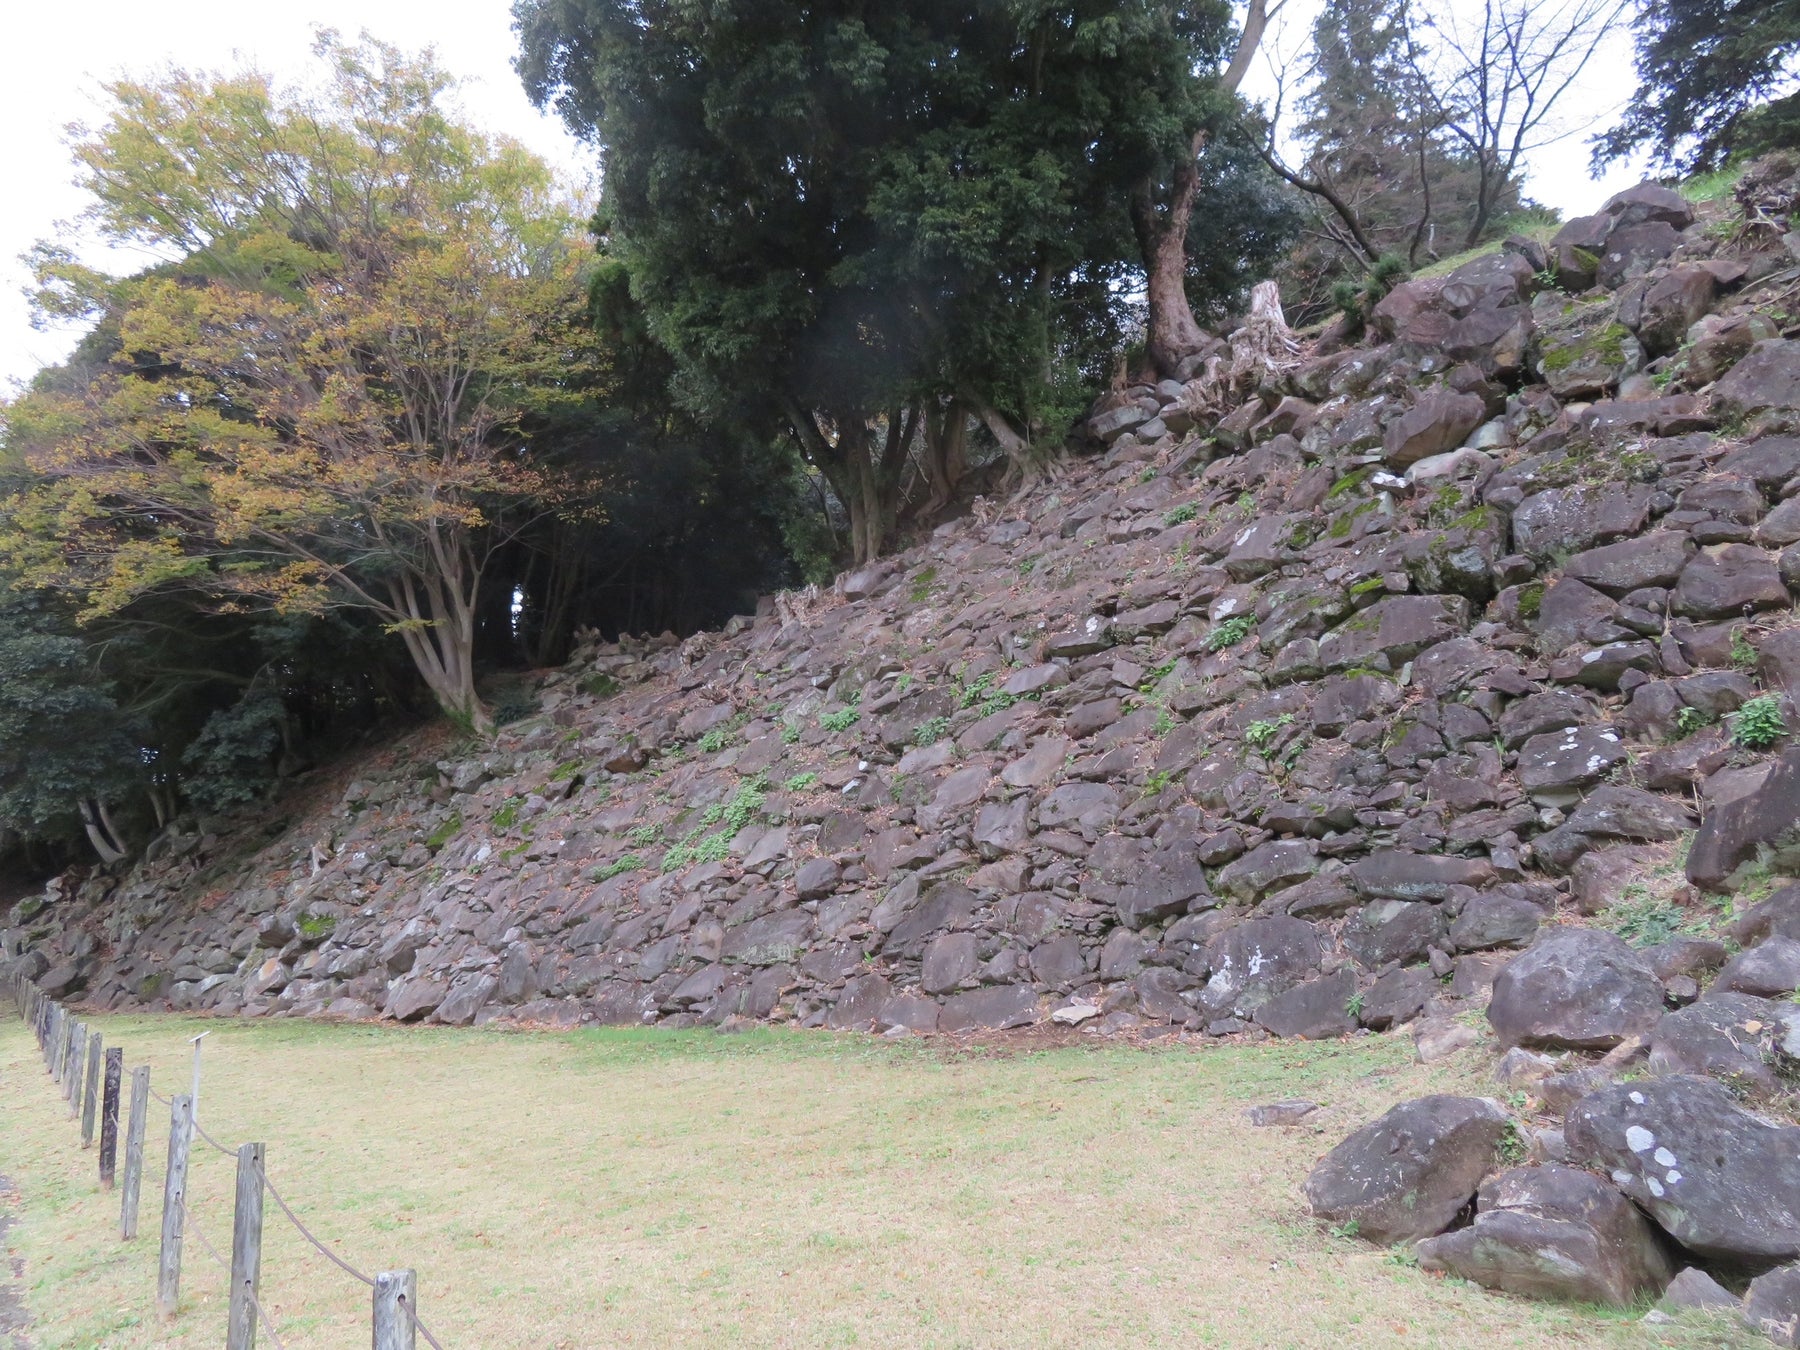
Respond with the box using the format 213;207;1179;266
120;1066;149;1240
65;1023;85;1112
227;1142;265;1350
100;1047;123;1187
156;1093;193;1318
81;1033;103;1146
372;1270;418;1350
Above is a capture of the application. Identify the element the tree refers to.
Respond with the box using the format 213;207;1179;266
2;33;592;732
1594;0;1800;173
0;594;142;863
1409;0;1629;247
1249;0;1510;319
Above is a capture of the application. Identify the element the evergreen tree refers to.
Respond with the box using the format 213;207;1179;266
1596;0;1800;172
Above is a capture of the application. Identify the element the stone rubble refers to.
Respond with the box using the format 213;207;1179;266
8;154;1800;1340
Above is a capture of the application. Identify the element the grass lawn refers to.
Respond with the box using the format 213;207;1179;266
0;1013;1749;1349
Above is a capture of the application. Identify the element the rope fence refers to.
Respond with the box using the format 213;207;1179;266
3;965;445;1349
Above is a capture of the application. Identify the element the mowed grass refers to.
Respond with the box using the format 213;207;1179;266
0;1014;1727;1349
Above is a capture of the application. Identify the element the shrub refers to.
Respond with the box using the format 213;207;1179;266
1205;616;1255;651
1733;695;1787;749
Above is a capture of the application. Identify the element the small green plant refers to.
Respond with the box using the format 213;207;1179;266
297;913;336;941
1326;1219;1361;1241
1141;769;1174;798
627;823;661;846
1733;694;1787;749
1495;1121;1529;1166
894;672;915;697
548;760;583;783
697;725;735;754
1205;615;1255;651
913;715;952;746
491;797;523;831
1235;491;1256;518
1139;467;1156;484
424;813;462;851
578;672;620;699
1731;628;1759;669
784;771;819;791
908;565;940;603
1164;503;1198;526
1153;706;1176;737
782;724;802;744
1244;713;1295;750
958;672;1020;718
1138;659;1178;694
595;853;642;881
820;706;861;733
1675;705;1715;738
1344;991;1365;1020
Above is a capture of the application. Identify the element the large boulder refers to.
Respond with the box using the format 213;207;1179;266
1198;917;1322;1019
1688;748;1800;892
1414;1165;1674;1308
1383;387;1486;468
1566;1075;1800;1271
1303;1095;1511;1245
1648;992;1800;1096
1487;928;1665;1050
1715;339;1800;426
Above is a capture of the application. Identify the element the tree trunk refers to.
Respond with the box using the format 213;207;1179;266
79;798;127;865
1131;133;1209;380
387;575;492;735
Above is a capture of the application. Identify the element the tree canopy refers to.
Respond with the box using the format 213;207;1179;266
1596;0;1800;173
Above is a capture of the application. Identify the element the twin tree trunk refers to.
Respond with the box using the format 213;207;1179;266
385;568;491;736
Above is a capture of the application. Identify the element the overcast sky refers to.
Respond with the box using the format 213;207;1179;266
0;0;1649;392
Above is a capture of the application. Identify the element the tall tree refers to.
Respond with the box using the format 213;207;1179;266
1594;0;1800;173
3;33;591;732
1409;0;1629;246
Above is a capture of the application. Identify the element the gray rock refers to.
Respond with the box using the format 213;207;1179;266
1648;992;1800;1095
1716;936;1800;997
1658;1266;1741;1315
937;984;1039;1033
1303;1095;1512;1245
1348;851;1494;901
1344;900;1446;968
1516;726;1629;806
1566;1074;1800;1271
1714;339;1800;425
1688;747;1800;893
1253;968;1358;1039
1487;928;1665;1050
1512;485;1653;561
1747;1263;1800;1346
1414;1164;1674;1307
1563;532;1695;595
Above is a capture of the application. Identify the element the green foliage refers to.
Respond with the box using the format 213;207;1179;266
913;716;952;747
1595;0;1800;172
1345;991;1366;1019
595;853;643;880
297;914;336;941
1245;714;1296;751
1732;628;1759;669
1141;770;1175;798
908;567;940;604
1331;254;1409;329
784;772;819;792
627;823;661;846
1205;616;1255;651
819;707;861;734
958;673;1020;719
424;814;463;852
1675;705;1715;738
177;689;286;815
579;673;621;700
697;724;736;754
1164;504;1198;526
492;798;523;831
1733;694;1788;749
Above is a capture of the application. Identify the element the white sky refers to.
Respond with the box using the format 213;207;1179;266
0;0;1650;392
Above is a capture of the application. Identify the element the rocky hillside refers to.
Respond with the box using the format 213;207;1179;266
6;162;1800;1084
